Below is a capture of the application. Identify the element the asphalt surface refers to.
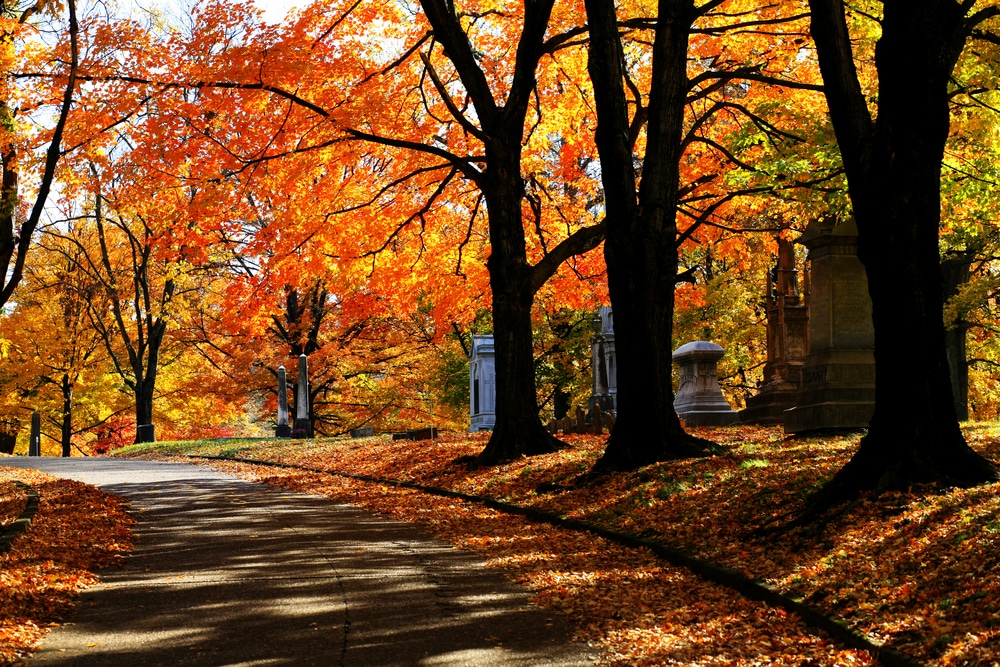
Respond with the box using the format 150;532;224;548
0;458;597;667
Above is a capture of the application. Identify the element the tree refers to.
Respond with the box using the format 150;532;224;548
0;0;78;306
15;240;107;455
808;0;999;497
584;0;823;469
50;162;192;444
94;0;610;461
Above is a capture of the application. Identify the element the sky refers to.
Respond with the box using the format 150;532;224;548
252;0;300;24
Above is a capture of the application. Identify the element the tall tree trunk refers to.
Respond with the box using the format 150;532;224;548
476;144;561;463
415;0;605;464
586;0;710;470
133;318;166;444
942;253;971;421
809;0;997;499
60;373;72;457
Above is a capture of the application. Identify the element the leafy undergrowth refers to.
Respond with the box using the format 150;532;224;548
0;468;134;666
117;424;1000;666
0;481;27;528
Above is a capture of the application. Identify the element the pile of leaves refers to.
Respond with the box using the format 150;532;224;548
0;467;134;666
117;425;1000;666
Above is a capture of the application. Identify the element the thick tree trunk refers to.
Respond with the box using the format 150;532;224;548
586;0;711;470
134;378;156;443
810;0;997;500
133;318;166;444
476;146;562;464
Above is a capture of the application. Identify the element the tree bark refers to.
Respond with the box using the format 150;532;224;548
809;0;998;498
475;142;561;463
586;0;711;470
132;316;166;444
417;0;588;464
61;373;72;457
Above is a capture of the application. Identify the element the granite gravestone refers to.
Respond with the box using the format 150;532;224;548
587;310;616;422
293;354;313;437
783;218;875;433
468;335;496;432
276;365;291;437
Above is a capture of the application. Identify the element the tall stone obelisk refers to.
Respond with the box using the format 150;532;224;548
293;354;313;437
276;365;291;437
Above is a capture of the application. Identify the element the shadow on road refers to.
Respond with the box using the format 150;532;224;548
1;459;595;667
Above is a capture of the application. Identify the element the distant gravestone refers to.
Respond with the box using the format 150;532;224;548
350;426;374;438
392;427;439;441
784;218;875;433
293;354;313;437
587;307;617;421
29;412;41;457
136;424;155;443
672;341;739;426
741;238;810;424
469;335;496;432
275;365;291;438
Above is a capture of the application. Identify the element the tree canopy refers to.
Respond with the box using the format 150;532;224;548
0;0;997;505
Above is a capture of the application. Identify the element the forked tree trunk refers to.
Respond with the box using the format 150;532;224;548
809;0;997;500
476;146;562;464
586;0;711;470
132;318;166;444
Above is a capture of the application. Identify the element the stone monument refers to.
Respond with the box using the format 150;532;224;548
136;423;155;443
293;354;313;437
672;341;739;426
469;335;496;432
587;308;616;421
741;238;810;423
783;218;875;433
275;365;291;437
29;411;40;457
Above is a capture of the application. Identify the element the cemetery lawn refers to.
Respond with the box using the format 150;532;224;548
109;424;1000;666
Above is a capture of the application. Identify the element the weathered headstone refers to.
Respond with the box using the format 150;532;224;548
741;238;810;423
672;341;739;426
275;365;291;438
587;310;616;421
391;427;438;441
468;335;496;432
29;411;41;457
136;424;156;443
293;354;313;437
784;218;875;433
599;307;617;407
350;426;375;438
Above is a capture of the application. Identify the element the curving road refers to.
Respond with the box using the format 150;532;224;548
1;458;597;667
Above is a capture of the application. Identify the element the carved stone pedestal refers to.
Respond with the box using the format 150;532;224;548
673;341;739;426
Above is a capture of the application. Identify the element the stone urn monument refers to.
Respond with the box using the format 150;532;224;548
672;341;738;426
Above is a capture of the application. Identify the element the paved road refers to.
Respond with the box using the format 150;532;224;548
1;458;596;667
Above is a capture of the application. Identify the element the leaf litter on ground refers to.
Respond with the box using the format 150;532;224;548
114;423;1000;666
0;467;134;666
